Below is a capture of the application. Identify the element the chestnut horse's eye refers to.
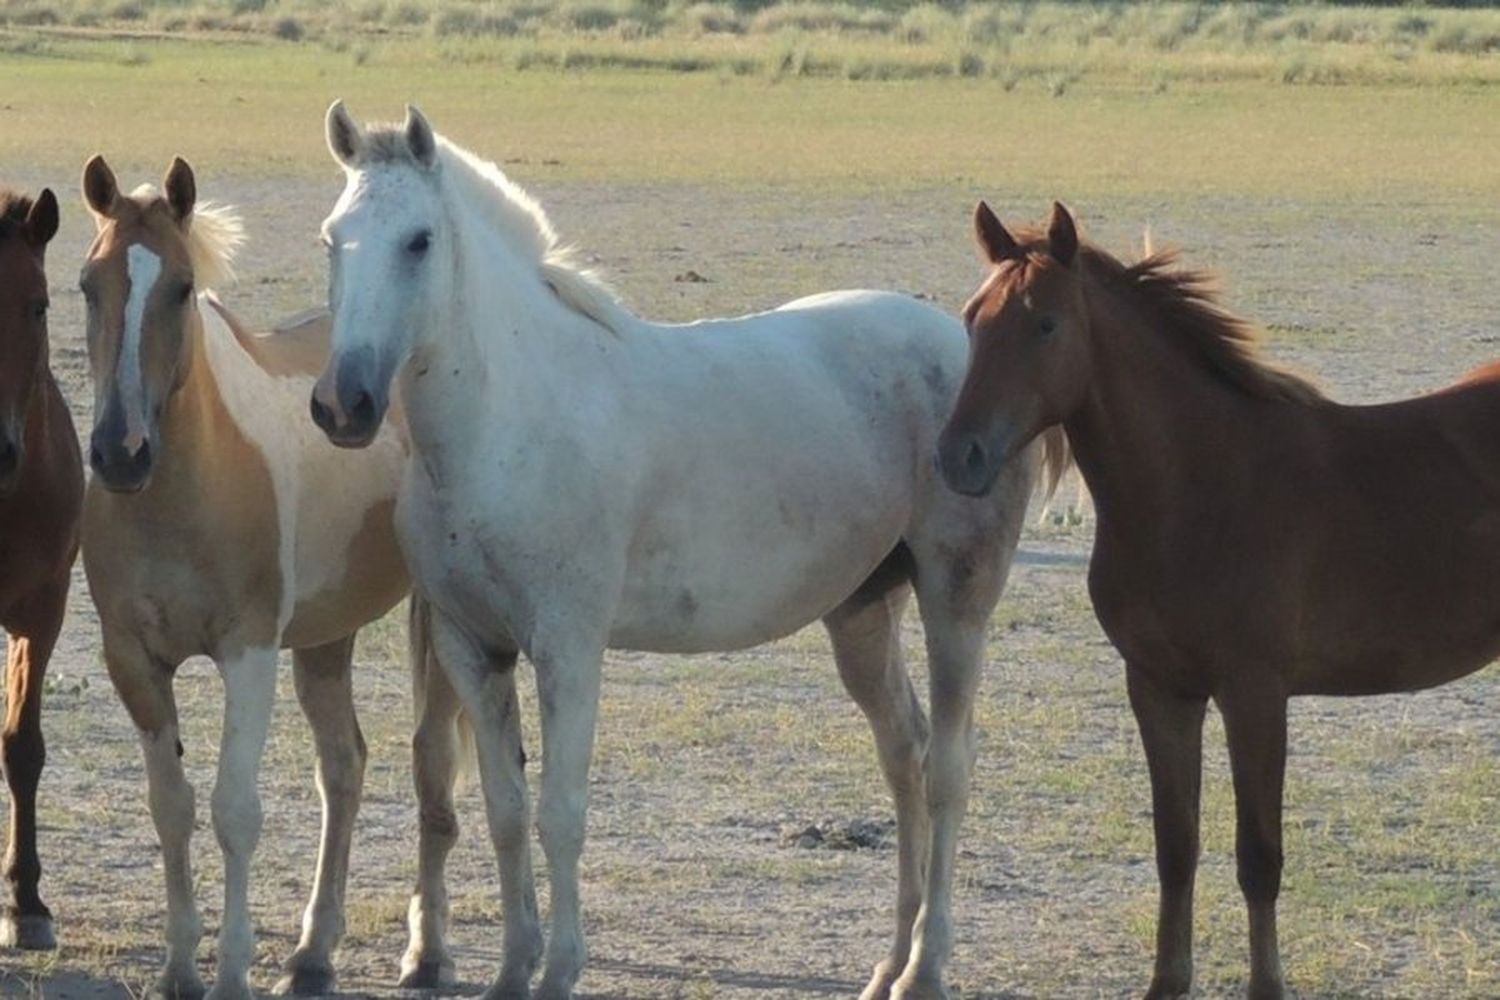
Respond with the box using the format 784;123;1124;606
30;300;48;321
407;230;432;256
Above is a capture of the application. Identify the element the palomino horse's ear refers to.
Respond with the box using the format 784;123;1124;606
326;99;363;167
404;104;437;169
82;154;120;219
24;188;59;248
1047;201;1078;267
164;157;196;223
973;201;1020;264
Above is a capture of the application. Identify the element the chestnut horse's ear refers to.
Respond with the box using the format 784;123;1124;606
404;104;437;169
973;200;1020;264
326;99;363;167
1047;201;1078;267
164;157;196;223
82;154;120;218
24;188;59;248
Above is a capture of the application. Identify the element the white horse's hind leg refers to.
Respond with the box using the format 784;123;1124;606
530;636;605;1000
276;635;365;996
206;648;279;1000
424;607;543;999
894;475;1028;1000
822;557;930;1000
400;600;465;989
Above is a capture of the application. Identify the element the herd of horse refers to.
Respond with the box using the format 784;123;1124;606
0;102;1493;1000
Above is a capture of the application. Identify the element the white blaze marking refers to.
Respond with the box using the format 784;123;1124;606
120;244;161;451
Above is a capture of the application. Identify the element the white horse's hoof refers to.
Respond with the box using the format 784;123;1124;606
0;910;56;950
204;979;255;1000
398;955;457;990
151;969;207;1000
274;956;337;996
481;975;531;1000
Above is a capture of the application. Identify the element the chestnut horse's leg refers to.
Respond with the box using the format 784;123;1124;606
823;578;930;1000
1;575;67;951
1216;687;1288;1000
105;633;205;999
1126;663;1208;1000
400;600;466;990
276;634;365;997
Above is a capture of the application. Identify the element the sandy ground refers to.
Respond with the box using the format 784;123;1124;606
0;174;1496;998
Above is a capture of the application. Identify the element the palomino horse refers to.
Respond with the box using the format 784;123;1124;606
310;103;1066;1000
0;187;83;951
939;202;1500;1000
79;156;466;1000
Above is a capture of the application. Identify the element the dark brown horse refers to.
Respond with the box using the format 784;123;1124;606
938;202;1500;1000
0;187;83;951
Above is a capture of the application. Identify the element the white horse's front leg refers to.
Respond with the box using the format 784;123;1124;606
425;608;543;999
207;647;278;1000
530;635;604;1000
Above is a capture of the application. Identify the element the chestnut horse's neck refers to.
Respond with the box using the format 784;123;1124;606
1063;260;1315;531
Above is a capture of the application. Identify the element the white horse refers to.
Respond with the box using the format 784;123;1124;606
310;102;1065;1000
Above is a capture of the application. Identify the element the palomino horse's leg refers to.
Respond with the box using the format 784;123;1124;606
530;635;605;1000
1126;663;1208;1000
424;606;542;998
1216;686;1289;1000
823;576;931;1000
207;648;279;1000
400;599;466;989
276;635;365;996
892;533;1013;1000
1;576;67;951
105;634;205;999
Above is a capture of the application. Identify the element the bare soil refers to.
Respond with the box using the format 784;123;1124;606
0;176;1496;999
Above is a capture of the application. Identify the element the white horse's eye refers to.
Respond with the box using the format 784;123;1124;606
407;231;432;256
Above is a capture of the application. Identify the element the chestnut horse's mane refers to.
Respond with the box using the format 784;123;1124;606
0;189;34;241
1016;227;1325;405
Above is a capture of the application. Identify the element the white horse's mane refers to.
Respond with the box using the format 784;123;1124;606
360;130;636;335
130;182;244;290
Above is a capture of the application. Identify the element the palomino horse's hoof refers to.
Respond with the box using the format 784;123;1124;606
274;960;337;996
858;958;901;1000
0;910;56;950
398;956;457;991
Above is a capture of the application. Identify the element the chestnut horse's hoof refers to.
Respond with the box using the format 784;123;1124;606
0;909;56;950
397;956;456;991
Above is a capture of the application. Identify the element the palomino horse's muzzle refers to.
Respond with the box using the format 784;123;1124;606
311;346;388;449
89;392;154;493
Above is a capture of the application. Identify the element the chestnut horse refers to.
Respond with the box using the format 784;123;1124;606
938;202;1500;1000
79;156;465;1000
0;187;83;951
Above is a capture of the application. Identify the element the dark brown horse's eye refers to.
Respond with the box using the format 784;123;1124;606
1038;316;1058;336
31;300;48;321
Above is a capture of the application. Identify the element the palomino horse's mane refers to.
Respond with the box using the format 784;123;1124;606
0;189;34;241
1015;227;1324;405
357;125;636;335
128;183;245;290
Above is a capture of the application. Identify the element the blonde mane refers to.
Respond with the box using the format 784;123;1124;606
129;183;244;290
357;128;636;335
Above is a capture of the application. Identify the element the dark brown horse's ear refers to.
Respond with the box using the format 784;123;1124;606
82;154;119;219
974;200;1020;264
1047;201;1078;267
24;188;59;248
164;157;196;223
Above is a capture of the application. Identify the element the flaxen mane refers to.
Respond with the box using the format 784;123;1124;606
0;189;33;241
128;183;245;289
355;124;635;335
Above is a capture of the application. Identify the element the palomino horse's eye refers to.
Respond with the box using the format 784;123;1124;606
406;230;432;256
177;282;194;304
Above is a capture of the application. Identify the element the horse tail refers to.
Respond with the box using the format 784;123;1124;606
409;594;477;790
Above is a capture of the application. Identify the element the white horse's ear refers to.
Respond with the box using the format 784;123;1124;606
163;156;196;223
326;99;363;167
404;105;437;170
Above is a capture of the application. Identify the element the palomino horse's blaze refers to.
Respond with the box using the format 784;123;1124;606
311;103;1067;1000
0;186;83;952
939;202;1500;1000
78;155;464;1000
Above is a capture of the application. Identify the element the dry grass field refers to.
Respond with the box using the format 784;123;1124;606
0;18;1498;1000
